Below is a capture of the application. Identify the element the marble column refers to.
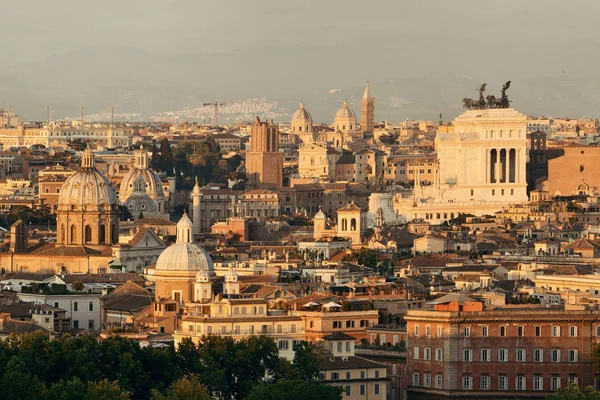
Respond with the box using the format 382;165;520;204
494;149;500;184
500;149;505;183
486;149;490;183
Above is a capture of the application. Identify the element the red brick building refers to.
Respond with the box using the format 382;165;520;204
404;294;600;399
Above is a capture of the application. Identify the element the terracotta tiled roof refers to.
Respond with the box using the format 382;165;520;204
102;281;153;313
320;355;386;371
31;245;113;257
323;332;356;340
337;203;361;212
428;293;478;305
134;217;176;226
62;273;145;284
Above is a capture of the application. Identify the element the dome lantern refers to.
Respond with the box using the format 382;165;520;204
81;145;95;169
176;212;193;244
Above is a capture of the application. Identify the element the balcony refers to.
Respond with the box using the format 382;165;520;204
174;328;305;337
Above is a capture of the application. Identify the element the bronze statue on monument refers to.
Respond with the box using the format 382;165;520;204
464;81;511;109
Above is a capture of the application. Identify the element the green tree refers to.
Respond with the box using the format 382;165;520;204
85;379;130;400
0;359;47;400
97;336;149;398
46;377;87;400
247;379;343;400
120;205;133;221
159;139;175;176
194;335;281;399
72;281;85;292
290;341;321;381
546;383;600;400
176;338;199;374
151;375;210;400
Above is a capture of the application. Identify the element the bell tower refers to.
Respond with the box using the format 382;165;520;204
361;82;375;133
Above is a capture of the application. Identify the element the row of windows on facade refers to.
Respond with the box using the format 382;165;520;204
485;129;523;139
371;333;402;346
327;370;381;380
64;301;95;312
423;212;456;220
412;373;574;391
206;209;277;218
310;320;370;329
414;346;578;363
413;324;580;337
489;188;515;196
386;169;432;175
72;319;96;330
186;324;299;336
340;383;380;397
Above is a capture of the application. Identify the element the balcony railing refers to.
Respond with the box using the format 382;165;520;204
175;329;305;336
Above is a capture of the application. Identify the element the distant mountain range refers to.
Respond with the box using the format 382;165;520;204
1;45;599;123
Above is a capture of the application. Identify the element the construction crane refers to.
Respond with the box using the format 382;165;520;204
202;101;226;126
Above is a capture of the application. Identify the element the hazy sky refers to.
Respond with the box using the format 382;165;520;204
1;0;599;120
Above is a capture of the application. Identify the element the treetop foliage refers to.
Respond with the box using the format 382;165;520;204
0;332;340;400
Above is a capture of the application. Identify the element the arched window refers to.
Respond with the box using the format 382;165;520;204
350;218;357;231
70;225;77;243
310;157;315;166
258;306;264;314
84;225;92;243
299;126;302;132
310;321;314;328
203;289;207;299
60;225;65;243
233;307;239;315
241;307;247;315
337;342;342;352
99;225;106;244
111;225;118;244
346;341;351;351
342;218;348;231
44;188;49;193
253;306;257;314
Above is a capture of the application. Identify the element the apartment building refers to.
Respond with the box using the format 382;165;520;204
404;294;600;399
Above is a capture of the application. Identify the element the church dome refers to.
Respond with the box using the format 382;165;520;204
119;146;163;202
155;213;213;273
314;208;327;220
291;101;313;134
57;147;119;211
292;101;313;124
124;175;158;215
335;100;356;120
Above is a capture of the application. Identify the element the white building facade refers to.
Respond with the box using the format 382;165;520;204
395;108;529;223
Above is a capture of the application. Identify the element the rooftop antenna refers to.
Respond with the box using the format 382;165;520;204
81;105;84;128
46;105;50;127
111;105;114;127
